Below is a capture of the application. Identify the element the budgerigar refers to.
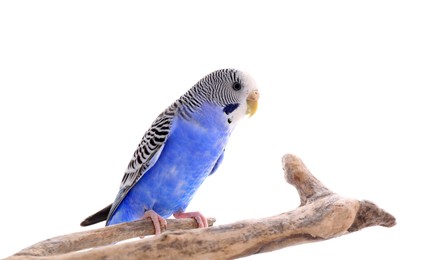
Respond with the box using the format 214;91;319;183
81;69;259;234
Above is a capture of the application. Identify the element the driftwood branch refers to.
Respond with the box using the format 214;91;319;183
8;154;395;259
10;218;216;259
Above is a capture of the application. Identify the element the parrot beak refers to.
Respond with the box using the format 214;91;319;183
246;89;259;117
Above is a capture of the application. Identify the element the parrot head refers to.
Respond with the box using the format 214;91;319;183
197;69;259;126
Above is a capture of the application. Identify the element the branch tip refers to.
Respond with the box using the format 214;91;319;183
282;154;332;205
348;200;396;232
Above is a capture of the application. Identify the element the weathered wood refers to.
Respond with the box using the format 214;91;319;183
8;154;395;259
11;218;216;258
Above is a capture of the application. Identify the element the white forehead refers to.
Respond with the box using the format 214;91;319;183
238;71;258;90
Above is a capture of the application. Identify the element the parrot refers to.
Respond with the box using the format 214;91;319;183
80;68;259;234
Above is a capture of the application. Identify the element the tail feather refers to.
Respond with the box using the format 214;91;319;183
80;204;112;226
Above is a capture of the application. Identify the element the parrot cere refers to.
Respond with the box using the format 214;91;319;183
81;69;259;234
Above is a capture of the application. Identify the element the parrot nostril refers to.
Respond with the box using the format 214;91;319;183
248;90;260;101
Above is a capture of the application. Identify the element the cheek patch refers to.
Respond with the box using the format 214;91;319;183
223;103;240;115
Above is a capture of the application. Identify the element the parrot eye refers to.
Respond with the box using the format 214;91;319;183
232;82;242;91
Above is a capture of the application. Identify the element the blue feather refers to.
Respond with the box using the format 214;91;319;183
107;102;231;225
209;150;224;176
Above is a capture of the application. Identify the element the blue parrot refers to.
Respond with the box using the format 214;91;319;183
81;69;259;234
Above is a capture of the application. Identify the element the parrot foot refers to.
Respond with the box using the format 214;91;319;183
173;211;208;228
141;209;168;235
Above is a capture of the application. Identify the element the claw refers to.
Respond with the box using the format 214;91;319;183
141;209;167;235
173;211;208;228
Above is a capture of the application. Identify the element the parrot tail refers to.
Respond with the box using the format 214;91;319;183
80;204;112;226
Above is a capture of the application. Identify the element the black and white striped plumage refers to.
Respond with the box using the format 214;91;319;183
81;69;259;229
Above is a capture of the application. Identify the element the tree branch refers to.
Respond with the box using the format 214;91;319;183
11;218;216;258
8;154;395;259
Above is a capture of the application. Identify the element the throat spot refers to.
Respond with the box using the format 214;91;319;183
223;103;239;115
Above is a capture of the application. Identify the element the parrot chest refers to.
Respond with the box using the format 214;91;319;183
125;103;231;217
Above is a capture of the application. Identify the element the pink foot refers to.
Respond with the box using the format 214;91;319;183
173;211;208;228
141;209;167;235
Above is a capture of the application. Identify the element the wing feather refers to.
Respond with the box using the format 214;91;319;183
106;105;178;221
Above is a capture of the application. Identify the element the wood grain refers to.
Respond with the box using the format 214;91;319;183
7;154;395;259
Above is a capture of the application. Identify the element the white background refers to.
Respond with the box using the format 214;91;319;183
1;1;422;259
